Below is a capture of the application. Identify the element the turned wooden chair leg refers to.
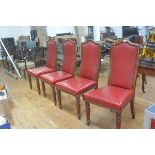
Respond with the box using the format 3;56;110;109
116;112;121;129
144;76;147;84
41;81;46;97
36;78;41;95
76;96;81;120
51;86;57;105
85;101;90;126
142;74;145;93
130;97;135;119
28;75;32;89
57;89;62;109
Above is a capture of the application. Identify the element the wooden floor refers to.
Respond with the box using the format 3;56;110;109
0;67;155;129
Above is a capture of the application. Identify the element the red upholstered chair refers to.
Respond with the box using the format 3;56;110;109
27;40;57;95
56;40;101;119
39;40;76;105
84;40;139;128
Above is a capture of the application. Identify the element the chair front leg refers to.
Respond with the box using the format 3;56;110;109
57;89;62;109
36;78;41;95
130;96;135;119
51;86;57;106
85;101;90;126
76;96;81;120
116;112;121;129
28;75;32;89
41;81;46;97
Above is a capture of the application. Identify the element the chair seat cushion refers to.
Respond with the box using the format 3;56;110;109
27;66;55;78
40;71;73;85
56;77;96;96
84;85;133;111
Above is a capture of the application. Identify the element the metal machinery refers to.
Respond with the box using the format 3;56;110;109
141;27;155;62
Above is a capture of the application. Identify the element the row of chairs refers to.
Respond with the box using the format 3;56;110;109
27;39;139;128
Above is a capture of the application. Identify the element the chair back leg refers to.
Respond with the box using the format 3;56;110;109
57;89;62;109
51;86;57;105
85;101;90;126
130;97;135;119
28;75;32;89
41;81;46;97
36;78;41;95
116;112;121;129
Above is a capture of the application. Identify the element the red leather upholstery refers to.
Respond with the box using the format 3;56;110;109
40;71;73;85
56;77;96;96
46;40;57;69
109;42;138;89
55;40;101;119
39;40;76;85
84;85;133;111
28;40;57;77
83;41;139;128
62;40;76;75
151;119;155;129
27;67;55;78
79;41;100;81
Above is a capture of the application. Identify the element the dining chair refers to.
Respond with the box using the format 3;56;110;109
56;40;101;119
39;40;76;105
27;40;57;95
84;40;139;128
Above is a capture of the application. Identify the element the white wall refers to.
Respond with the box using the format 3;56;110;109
0;26;30;41
138;26;148;41
0;26;30;59
111;26;122;38
0;26;147;41
0;26;75;40
83;26;123;38
47;26;75;36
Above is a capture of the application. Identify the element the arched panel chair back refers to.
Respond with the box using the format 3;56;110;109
108;40;139;90
46;40;57;69
62;40;76;75
79;40;101;83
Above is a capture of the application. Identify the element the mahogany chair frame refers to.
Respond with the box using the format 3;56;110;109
56;40;101;119
85;40;140;128
28;40;57;95
41;39;77;105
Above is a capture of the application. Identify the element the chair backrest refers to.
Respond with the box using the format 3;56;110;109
79;40;101;83
108;40;139;90
46;40;57;69
62;40;76;75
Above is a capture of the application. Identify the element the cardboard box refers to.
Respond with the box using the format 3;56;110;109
0;99;10;117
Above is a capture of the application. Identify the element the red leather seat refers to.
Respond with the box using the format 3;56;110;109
84;86;133;111
40;71;73;85
27;40;57;95
56;40;101;119
28;66;55;78
84;40;139;129
56;77;96;96
40;40;76;105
